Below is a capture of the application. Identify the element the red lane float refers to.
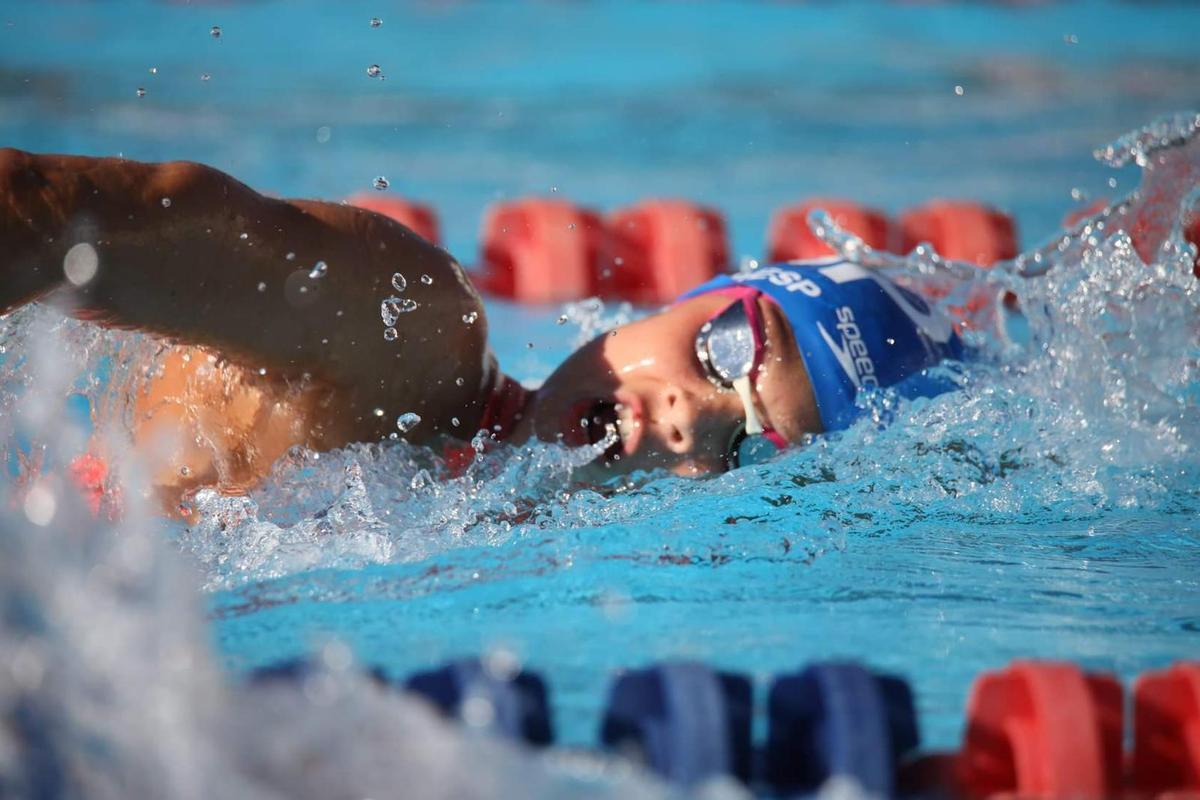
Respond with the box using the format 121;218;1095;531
957;661;1123;800
604;199;727;304
346;194;442;245
477;199;605;304
767;198;898;262
900;200;1018;267
1131;662;1200;797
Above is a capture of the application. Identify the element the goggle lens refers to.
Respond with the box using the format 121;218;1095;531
697;302;755;386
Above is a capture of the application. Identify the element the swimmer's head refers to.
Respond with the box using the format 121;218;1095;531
514;259;963;476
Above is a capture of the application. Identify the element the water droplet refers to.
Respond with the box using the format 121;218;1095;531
614;256;624;266
309;260;328;279
369;16;382;28
210;25;221;38
455;377;465;387
462;311;478;325
136;87;146;97
200;72;211;82
160;197;171;208
256;281;267;292
258;368;267;376
420;274;433;285
63;242;99;286
556;314;568;325
953;85;964;96
396;412;421;434
381;296;419;326
373;175;390;191
367;64;383;79
23;484;56;527
383;327;398;341
391;272;407;292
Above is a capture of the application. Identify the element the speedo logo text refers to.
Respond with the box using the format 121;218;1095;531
817;306;878;389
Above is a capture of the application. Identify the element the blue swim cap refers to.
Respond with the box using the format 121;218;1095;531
680;258;964;431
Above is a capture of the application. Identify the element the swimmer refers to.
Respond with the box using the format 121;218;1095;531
0;150;961;504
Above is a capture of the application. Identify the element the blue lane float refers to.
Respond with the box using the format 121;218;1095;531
764;661;919;797
599;661;753;788
405;657;554;747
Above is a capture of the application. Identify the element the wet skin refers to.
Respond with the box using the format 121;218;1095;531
513;292;823;477
0;150;825;504
0;149;492;501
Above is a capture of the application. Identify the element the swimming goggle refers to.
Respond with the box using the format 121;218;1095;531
694;295;789;470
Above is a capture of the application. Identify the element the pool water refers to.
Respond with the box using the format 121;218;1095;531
2;1;1200;796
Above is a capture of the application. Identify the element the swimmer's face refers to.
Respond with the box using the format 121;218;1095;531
514;293;823;476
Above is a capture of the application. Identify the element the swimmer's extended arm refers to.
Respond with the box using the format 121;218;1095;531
0;148;495;441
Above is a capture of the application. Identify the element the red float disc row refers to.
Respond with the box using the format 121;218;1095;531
348;194;1022;304
904;660;1200;800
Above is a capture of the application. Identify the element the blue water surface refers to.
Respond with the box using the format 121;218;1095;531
3;0;1199;753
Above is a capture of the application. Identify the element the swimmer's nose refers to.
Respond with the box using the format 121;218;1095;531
656;384;723;456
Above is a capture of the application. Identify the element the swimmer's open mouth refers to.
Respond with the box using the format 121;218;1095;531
583;399;623;461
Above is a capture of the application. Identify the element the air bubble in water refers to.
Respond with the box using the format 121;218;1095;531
451;417;460;427
373;175;389;190
396;412;421;434
285;251;296;261
369;17;382;28
383;327;398;341
136;87;146;97
309;261;328;279
200;73;210;82
557;314;568;325
256;282;266;292
381;296;418;326
149;66;157;75
420;274;433;285
373;408;385;417
455;377;465;387
954;85;964;96
210;25;221;38
462;311;478;325
391;272;407;292
161;197;172;208
367;64;383;79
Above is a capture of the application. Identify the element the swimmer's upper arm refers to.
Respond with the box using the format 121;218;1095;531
0;150;491;441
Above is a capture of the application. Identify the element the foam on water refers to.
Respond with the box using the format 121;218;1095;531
1;114;1199;789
